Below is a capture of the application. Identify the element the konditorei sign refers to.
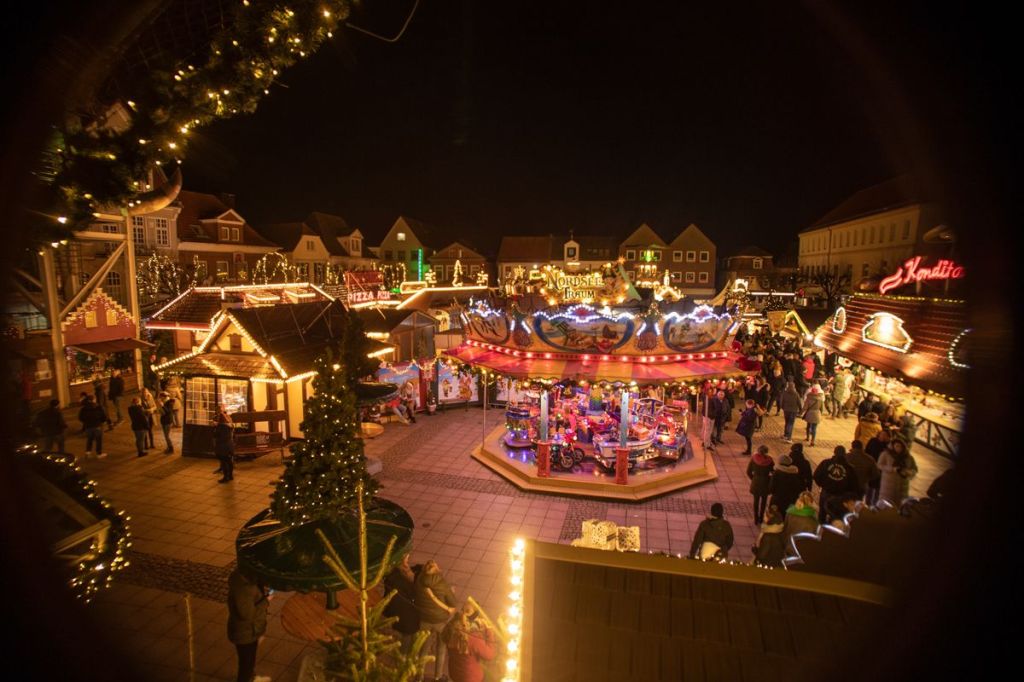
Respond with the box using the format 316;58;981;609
878;256;965;295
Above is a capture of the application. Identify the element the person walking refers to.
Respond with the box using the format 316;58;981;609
788;442;814;492
844;439;880;500
128;397;150;458
78;395;110;458
767;364;786;416
140;387;157;448
708;390;725;445
752;506;786;568
746;445;774;525
854;412;883;448
878;435;918;505
34;399;68;453
158;392;175;453
214;410;235;483
812;446;860;524
779;381;802;443
735;399;761;455
164;373;183;426
783;491;820;552
383;553;421;655
226;568;271;682
753;376;770;431
108;369;125;425
800;384;823;446
769;453;805;513
400;381;418;424
832;368;851;418
92;375;108;413
442;602;498;682
416;559;459;682
689;503;734;560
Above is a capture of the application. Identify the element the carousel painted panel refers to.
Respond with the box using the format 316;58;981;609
660;306;734;353
531;307;635;354
462;307;511;345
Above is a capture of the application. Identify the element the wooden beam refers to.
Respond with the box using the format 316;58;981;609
13;268;44;289
9;278;48;315
59;241;125;319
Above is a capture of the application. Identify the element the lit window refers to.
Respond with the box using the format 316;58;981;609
699;251;709;262
698;272;709;283
397;232;406;241
154;218;169;247
220;225;230;240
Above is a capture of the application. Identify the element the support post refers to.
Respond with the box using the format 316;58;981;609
615;447;629;485
125;231;145;390
40;249;70;406
536;441;551;478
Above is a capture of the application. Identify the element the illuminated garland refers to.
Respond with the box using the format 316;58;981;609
15;445;132;603
34;1;353;243
948;328;971;369
138;253;208;305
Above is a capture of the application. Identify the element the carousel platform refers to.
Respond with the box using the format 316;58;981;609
472;423;717;501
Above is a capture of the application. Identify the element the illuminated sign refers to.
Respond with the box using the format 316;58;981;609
543;267;605;301
862;312;913;353
832;307;847;334
878;256;965;295
349;290;393;304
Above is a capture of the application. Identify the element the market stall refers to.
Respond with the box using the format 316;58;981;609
813;255;967;457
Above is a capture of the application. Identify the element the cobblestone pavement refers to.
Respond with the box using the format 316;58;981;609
52;395;950;681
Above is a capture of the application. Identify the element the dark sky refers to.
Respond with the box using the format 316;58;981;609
181;1;932;257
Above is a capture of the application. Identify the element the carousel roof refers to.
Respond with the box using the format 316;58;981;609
444;344;748;384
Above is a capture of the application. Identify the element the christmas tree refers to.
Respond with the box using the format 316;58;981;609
452;258;463;286
271;348;378;526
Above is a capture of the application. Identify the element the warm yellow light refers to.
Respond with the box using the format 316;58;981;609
57;216;67;224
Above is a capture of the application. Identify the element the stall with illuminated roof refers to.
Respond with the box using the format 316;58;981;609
814;255;967;458
445;281;750;499
153;300;395;457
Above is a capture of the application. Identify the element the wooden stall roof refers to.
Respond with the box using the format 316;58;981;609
524;541;889;682
147;283;333;329
156;352;280;380
813;294;967;397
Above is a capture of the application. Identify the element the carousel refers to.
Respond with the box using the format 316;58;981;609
445;265;750;500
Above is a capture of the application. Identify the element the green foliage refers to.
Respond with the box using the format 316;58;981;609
271;348;377;526
317;484;431;681
341;308;378;383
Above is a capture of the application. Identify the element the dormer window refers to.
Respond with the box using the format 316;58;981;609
231;227;240;241
566;246;577;260
753;258;763;270
306;239;315;251
397;232;406;241
220;225;230;241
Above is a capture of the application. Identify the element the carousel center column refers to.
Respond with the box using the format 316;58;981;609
615;389;629;485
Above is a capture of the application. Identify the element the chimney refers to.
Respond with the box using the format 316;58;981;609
219;193;236;209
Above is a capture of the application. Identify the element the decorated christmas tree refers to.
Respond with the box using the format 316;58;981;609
270;348;378;526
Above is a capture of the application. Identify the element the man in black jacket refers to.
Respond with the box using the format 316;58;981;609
812;446;859;523
128;397;149;457
34;399;68;453
158;392;175;453
689;503;734;559
108;369;125;426
708;391;726;445
78;395;110;458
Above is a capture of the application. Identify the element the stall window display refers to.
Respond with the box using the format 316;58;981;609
858;368;963;456
186;377;217;424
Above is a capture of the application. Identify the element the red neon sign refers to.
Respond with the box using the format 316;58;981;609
879;256;965;295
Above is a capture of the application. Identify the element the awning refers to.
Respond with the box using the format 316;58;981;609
444;344;749;384
67;338;155;355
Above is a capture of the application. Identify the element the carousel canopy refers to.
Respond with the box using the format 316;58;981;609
445;344;748;384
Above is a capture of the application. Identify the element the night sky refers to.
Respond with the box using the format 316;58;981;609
181;1;934;257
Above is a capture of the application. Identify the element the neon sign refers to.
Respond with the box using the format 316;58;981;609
878;256;965;295
862;312;913;353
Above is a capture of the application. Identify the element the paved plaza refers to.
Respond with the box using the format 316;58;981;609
65;398;951;681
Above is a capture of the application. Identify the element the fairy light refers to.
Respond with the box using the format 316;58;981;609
948;328;971;369
502;537;527;682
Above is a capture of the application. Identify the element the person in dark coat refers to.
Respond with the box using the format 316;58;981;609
769;454;805;513
735;399;761;455
788;443;814;492
753;506;786;568
689;503;735;559
767;365;786;415
416;559;458;680
800;384;823;446
746;445;774;525
78;395;110;458
226;568;270;682
812;446;860;523
383;553;421;654
865;428;891;461
753;377;770;430
214;410;235;483
158;392;175;453
707;391;725;445
34;399;68;453
108;369;125;424
128;397;150;457
844;439;880;499
779;382;802;443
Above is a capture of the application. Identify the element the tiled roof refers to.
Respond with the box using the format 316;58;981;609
147;284;333;328
668;224;715;249
175;190;276;247
804;176;923;232
622;222;668;247
496;235;555;262
228;300;347;376
157;352;280;380
305;212;356;257
729;245;773;258
526;541;888;682
254;222;315;252
813;294;967;397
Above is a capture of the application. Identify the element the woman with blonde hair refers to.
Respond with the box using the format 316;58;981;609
783;491;819;554
441;602;497;682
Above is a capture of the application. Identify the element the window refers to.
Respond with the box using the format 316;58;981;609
653;251;662;262
673;250;683;262
314;262;325;283
671;271;681;282
869;225;875;244
566;246;577;259
889;223;895;242
216;260;229;277
625;250;636;261
384;250;393;260
219;225;230;240
699;251;709;262
186;377;216;425
231;227;240;242
351;238;361;254
154;218;169;247
219;378;249;415
698;272;709;283
504;266;512;276
853;231;858;246
296;263;309;279
397;250;406;261
397;232;406;241
685;272;696;283
752;258;763;270
306;239;315;251
903;220;911;239
131;216;145;246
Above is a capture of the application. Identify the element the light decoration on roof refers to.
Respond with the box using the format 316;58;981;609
284;289;316;301
948;328;971;369
861;312;914;353
832;306;847;334
532;304;636;324
246;291;280;304
662;304;731;326
502;537;526;682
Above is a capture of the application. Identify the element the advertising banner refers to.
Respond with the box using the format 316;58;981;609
437;363;479;404
375;362;422;408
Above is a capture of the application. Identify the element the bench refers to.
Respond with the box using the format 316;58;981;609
230;410;288;462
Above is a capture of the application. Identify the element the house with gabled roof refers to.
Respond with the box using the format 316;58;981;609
429;240;491;284
304;211;377;270
667;223;717;296
376;216;436;281
496;233;619;284
175;190;278;283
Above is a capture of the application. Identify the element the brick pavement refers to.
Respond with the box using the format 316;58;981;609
53;397;950;681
